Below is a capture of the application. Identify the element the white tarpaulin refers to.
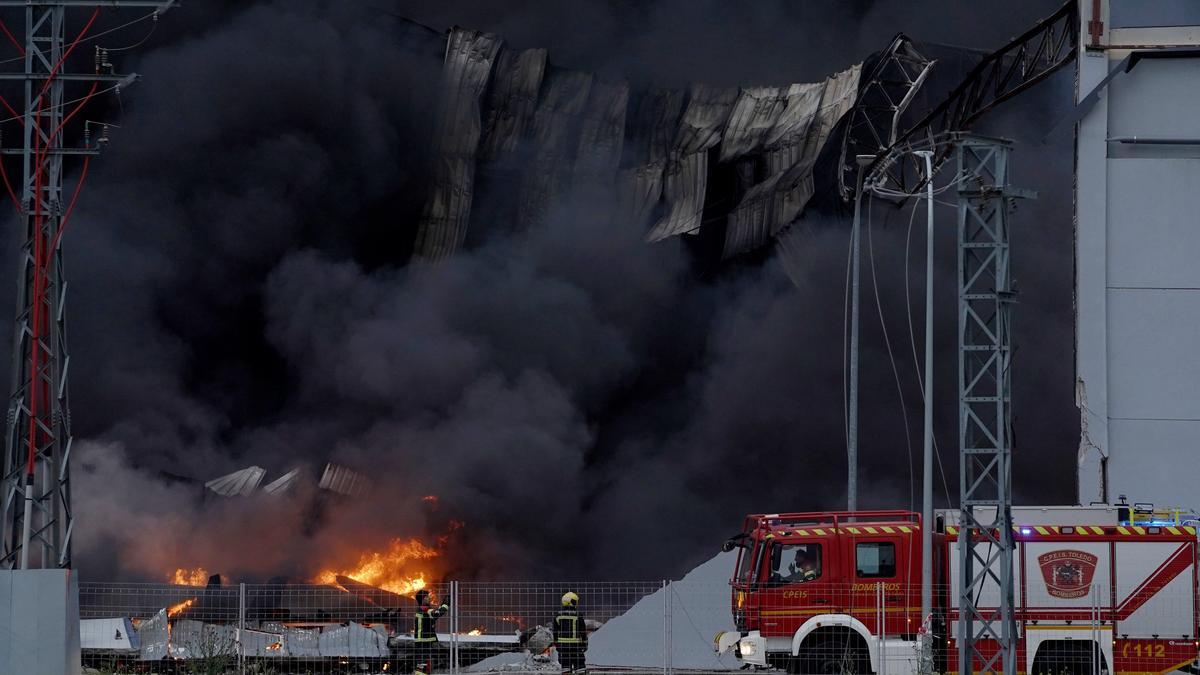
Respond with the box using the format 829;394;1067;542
587;552;738;669
80;617;139;652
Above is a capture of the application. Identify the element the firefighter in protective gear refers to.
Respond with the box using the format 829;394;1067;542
554;591;587;674
412;589;449;675
788;551;818;583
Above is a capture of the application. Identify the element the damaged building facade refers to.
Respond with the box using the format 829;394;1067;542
414;27;874;264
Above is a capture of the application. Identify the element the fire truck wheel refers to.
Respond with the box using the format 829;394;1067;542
790;628;871;675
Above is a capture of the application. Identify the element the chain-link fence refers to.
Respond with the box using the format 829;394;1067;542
77;579;1198;675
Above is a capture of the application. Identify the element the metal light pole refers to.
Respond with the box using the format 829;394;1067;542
847;157;868;512
915;149;935;674
847;154;878;513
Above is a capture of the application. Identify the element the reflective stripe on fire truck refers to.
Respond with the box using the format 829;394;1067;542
944;525;1196;536
842;526;915;534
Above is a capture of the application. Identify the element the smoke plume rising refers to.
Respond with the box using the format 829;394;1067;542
0;0;1078;581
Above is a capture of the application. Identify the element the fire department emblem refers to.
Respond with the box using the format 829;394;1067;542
1037;549;1098;599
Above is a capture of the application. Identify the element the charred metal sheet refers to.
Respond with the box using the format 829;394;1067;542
762;82;825;175
720;86;788;162
261;467;300;497
645;151;707;241
616;161;665;229
318;463;370;497
204;466;265;497
418;23;887;259
518;68;594;226
624;88;685;167
616;89;683;227
317;621;389;658
137;610;168;661
479;47;547;163
575;79;630;179
723;158;818;258
673;84;739;154
240;628;287;657
806;64;863;161
414;29;502;261
721;65;862;259
286;627;321;658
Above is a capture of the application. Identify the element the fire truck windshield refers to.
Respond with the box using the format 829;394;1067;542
769;543;821;585
735;542;758;584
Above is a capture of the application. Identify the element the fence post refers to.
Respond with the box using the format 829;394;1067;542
1091;583;1101;675
662;580;671;675
877;582;885;675
452;580;460;675
238;582;246;675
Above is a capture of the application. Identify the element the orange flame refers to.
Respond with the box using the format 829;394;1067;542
315;538;439;596
467;627;484;636
167;599;194;617
499;615;527;630
169;567;209;586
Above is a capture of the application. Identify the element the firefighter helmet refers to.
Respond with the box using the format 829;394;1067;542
561;591;579;607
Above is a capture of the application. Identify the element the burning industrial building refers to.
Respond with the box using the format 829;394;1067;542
46;0;1078;592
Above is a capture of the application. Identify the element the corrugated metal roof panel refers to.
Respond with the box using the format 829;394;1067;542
673;84;739;154
318;463;370;497
518;68;594;227
723;157;817;258
720;86;787;162
762;81;824;175
624;88;685;167
575;79;630;179
414;29;503;262
617;160;665;230
261;468;300;497
479;47;547;163
645;151;707;242
204;466;265;497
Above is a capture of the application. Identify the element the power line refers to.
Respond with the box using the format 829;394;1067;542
866;195;914;512
901;196;952;507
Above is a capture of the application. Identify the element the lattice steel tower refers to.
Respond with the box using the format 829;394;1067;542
954;136;1032;675
0;0;175;570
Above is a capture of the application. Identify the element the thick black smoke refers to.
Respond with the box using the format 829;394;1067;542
0;1;1077;581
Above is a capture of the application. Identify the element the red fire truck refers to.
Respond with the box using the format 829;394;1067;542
715;510;1198;674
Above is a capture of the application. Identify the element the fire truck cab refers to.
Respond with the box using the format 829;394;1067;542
717;511;925;674
716;509;1199;675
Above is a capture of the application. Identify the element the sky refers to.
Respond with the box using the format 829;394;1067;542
0;0;1086;581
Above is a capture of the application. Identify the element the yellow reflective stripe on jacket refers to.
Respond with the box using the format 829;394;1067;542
414;612;437;642
556;614;582;643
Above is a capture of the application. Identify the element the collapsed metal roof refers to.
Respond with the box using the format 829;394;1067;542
203;466;265;497
414;27;929;263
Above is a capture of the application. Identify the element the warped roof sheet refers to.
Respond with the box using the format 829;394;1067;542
416;27;870;261
204;466;265;497
318;462;370;497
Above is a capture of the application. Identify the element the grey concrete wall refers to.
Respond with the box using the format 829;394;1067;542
1075;3;1200;510
0;569;81;675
